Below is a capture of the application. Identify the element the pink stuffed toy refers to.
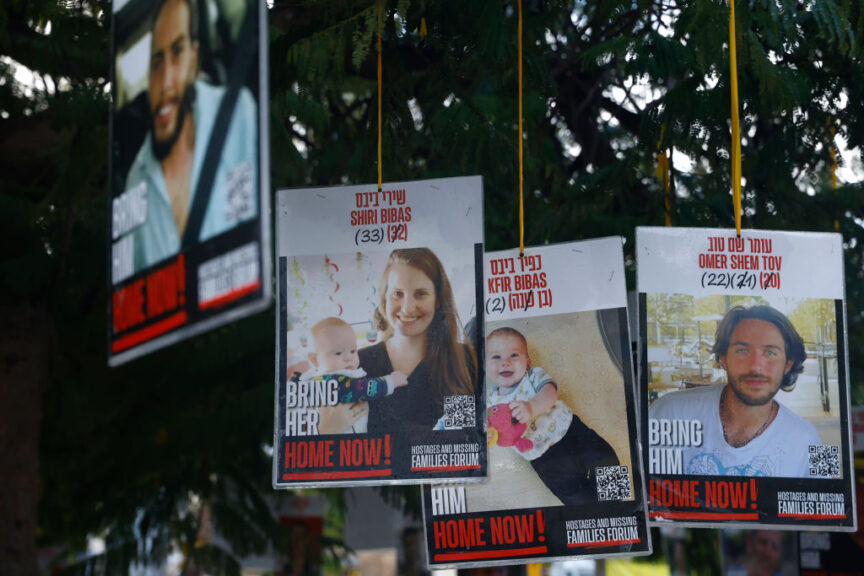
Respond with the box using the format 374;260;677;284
487;403;534;453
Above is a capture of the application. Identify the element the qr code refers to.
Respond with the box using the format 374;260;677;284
225;161;254;224
809;445;840;478
596;465;632;501
442;395;476;430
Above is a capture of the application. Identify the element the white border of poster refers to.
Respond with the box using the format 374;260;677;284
273;176;487;488
637;227;856;531
423;238;650;569
108;0;271;365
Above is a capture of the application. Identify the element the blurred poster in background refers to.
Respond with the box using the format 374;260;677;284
798;451;864;576
720;529;798;576
108;0;270;365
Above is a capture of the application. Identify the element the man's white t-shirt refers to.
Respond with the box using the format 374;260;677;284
649;384;822;478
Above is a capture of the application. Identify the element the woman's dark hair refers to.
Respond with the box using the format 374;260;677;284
711;305;806;391
374;248;476;400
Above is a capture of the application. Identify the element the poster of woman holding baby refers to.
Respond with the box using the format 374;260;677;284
274;176;486;488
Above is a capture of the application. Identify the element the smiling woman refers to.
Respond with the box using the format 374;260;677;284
383;261;437;341
358;248;478;436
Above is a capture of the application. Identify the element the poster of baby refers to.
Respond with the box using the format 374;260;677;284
273;177;486;488
637;227;856;531
423;238;650;569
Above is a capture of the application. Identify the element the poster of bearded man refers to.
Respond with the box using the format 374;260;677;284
637;227;856;531
108;0;270;365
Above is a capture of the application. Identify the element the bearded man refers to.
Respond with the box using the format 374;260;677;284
649;305;823;478
123;0;257;272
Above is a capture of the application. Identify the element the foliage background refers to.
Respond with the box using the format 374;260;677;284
1;0;863;574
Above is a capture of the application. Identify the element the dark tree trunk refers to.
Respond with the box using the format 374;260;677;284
0;302;49;576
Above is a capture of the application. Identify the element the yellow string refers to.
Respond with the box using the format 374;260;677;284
657;152;671;225
729;0;742;236
656;124;671;226
829;123;838;190
518;0;524;256
377;0;383;192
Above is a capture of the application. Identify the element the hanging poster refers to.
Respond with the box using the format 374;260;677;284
108;0;270;365
799;529;864;576
423;239;650;569
273;176;486;487
637;227;856;530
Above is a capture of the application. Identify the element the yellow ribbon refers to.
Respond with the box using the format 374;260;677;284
729;0;742;235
